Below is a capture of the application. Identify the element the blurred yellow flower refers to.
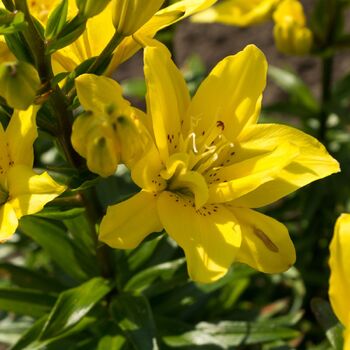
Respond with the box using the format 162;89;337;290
71;74;152;177
99;42;339;283
273;0;313;55
192;0;281;26
54;0;217;73
0;107;66;242
329;214;350;349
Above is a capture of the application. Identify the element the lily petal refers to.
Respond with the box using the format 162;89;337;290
107;0;218;71
75;74;131;114
157;191;241;283
144;43;190;161
229;207;295;273
5;106;38;168
208;142;299;203
7;165;66;218
329;214;350;327
231;124;340;208
0;123;9;185
192;0;279;26
99;190;163;249
0;202;18;242
188;45;267;145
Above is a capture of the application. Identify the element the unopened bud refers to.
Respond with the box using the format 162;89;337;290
76;0;111;18
71;111;120;177
115;111;152;168
0;61;40;110
112;0;165;35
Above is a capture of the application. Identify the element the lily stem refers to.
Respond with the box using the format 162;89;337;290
87;31;125;74
13;0;113;279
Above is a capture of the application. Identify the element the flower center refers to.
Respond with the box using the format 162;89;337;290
0;186;9;206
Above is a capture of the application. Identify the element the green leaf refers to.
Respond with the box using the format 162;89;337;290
0;263;64;292
45;0;68;39
311;298;344;350
19;216;89;281
0;318;32;346
46;15;86;54
97;335;126;350
34;207;85;220
110;293;160;350
122;78;146;99
0;10;26;35
0;287;56;318
124;259;187;296
162;321;300;348
39;277;112;340
268;66;319;113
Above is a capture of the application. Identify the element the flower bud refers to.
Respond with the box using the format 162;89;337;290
114;111;152;168
273;0;312;55
76;0;110;18
0;61;40;110
112;0;165;35
71;111;121;177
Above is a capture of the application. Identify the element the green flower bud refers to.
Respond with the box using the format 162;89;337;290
0;61;40;110
112;0;165;35
76;0;111;18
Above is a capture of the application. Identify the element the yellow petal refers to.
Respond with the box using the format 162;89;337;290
229;207;295;273
7;165;66;218
0;202;18;242
5;106;38;168
207;142;299;203
188;45;267;145
75;74;131;114
329;214;350;327
273;0;306;26
157;191;241;283
344;327;350;350
231;124;340;208
54;3;114;72
130;142;166;191
192;0;280;26
107;0;218;71
144;43;190;161
0;123;9;185
99;190;163;249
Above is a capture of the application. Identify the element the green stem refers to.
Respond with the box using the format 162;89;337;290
13;0;112;278
318;56;333;142
87;31;124;74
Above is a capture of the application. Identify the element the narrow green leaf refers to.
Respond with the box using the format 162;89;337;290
124;259;186;296
162;321;300;348
110;293;160;350
97;335;126;350
45;0;68;39
0;288;56;318
19;216;89;281
39;278;112;340
0;263;64;292
268;66;319;113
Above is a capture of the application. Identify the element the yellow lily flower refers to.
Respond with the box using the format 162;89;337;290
329;214;350;349
99;43;339;283
71;74;152;177
54;0;217;73
273;0;313;55
192;0;281;26
0;107;66;242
